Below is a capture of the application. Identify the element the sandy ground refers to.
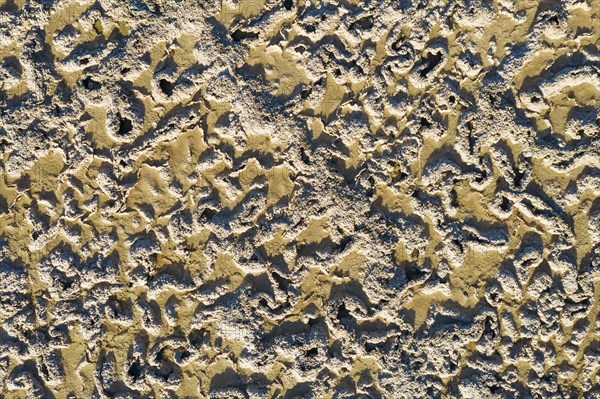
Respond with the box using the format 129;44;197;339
0;0;599;397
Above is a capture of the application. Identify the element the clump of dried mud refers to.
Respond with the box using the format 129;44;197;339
0;0;599;397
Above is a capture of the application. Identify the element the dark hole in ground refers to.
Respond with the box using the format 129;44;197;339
118;116;133;135
419;51;443;77
128;362;143;381
500;196;510;212
306;348;318;357
450;188;458;207
82;76;101;90
337;303;352;321
200;207;216;221
405;264;427;282
350;16;373;31
159;79;174;96
231;29;258;41
300;146;310;163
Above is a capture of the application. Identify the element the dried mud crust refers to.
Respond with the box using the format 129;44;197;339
0;0;599;398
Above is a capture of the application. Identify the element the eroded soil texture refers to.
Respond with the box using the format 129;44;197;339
0;0;599;398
